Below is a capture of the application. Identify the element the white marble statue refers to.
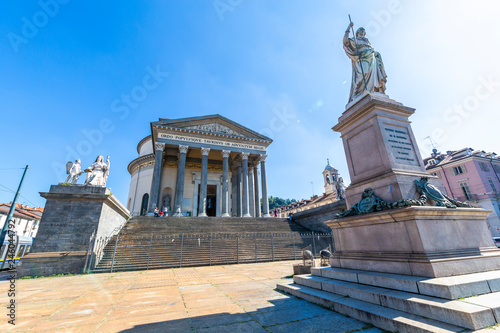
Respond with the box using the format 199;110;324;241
343;23;387;102
336;177;346;200
65;159;83;184
84;155;110;186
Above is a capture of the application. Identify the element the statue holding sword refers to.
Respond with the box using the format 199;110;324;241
343;16;387;102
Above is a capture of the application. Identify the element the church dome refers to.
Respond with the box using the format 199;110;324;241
324;159;335;171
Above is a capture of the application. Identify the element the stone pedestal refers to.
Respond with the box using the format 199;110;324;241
17;184;130;277
326;206;500;278
332;93;441;208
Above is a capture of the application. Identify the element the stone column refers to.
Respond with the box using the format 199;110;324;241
248;165;255;217
231;165;237;216
253;165;261;217
237;165;242;217
260;154;270;217
221;150;231;217
241;153;251;217
174;145;189;213
198;147;210;217
149;142;165;212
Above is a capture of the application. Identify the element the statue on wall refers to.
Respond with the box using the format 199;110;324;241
163;194;171;211
336;177;346;200
343;22;387;102
84;155;110;186
65;159;83;184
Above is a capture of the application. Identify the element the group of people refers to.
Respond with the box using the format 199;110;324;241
154;206;169;217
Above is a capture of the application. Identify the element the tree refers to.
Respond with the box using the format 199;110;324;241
266;196;297;210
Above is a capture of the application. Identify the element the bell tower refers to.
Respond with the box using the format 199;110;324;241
323;159;339;197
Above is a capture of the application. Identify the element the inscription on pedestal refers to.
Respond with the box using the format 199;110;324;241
384;125;419;166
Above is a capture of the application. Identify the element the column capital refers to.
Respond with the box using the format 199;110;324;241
259;154;268;162
155;142;166;151
201;147;210;156
179;145;189;154
221;150;231;158
241;152;250;160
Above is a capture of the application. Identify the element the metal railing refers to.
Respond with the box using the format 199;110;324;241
84;217;131;273
87;231;334;273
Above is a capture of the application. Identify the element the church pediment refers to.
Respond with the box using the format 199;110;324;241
152;115;272;142
182;122;245;137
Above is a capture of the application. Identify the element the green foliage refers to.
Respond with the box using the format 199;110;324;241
19;273;73;279
267;196;297;210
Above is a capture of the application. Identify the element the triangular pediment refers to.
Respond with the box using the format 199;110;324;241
152;115;272;142
183;122;245;137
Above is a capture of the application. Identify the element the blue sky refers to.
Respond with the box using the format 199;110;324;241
1;0;499;208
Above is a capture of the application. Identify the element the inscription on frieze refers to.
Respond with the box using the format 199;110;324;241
384;125;419;166
158;133;266;151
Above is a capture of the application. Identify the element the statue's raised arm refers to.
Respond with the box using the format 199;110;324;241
343;23;387;103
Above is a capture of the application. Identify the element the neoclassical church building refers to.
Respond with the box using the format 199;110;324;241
127;115;273;217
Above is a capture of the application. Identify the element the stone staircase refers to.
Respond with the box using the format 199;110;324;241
91;216;329;273
120;216;311;235
278;267;500;332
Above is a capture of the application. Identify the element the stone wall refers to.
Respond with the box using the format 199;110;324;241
18;184;130;277
292;200;346;234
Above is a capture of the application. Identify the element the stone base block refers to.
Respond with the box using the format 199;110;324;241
17;251;87;278
293;264;313;275
312;267;500;300
279;266;500;331
326;206;500;278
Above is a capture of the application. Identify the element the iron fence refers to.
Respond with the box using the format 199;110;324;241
87;231;334;273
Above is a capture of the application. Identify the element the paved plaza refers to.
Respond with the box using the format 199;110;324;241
1;260;383;333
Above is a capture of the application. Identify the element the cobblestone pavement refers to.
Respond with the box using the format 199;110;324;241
0;261;384;332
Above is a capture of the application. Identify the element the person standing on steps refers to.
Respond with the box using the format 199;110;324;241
154;207;159;217
163;206;168;217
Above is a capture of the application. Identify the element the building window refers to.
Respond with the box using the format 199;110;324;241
459;182;473;201
479;162;490;172
489;179;498;195
452;165;465;175
431;171;441;178
428;159;436;166
494;164;500;174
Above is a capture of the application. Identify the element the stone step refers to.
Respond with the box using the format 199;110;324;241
277;283;465;333
120;216;312;234
312;267;500;300
293;274;496;330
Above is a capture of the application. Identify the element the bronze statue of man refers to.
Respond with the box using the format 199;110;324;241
343;22;387;102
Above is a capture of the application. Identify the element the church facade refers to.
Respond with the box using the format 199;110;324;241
126;115;272;217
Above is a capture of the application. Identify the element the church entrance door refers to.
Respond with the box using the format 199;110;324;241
206;185;217;217
197;184;218;217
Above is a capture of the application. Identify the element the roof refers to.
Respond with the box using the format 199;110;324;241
424;147;500;171
274;192;338;213
324;159;337;172
151;114;273;143
0;203;43;220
